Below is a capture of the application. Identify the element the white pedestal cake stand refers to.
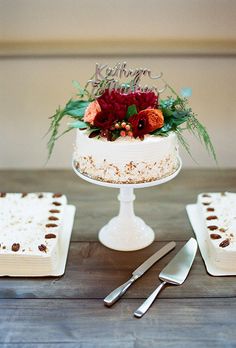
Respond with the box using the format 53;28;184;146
72;158;182;251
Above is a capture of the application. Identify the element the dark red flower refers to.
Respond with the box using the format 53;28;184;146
93;111;117;130
97;89;158;121
129;109;164;138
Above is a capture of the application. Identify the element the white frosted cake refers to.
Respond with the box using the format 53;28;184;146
74;130;179;184
198;192;236;270
48;63;216;185
0;192;67;276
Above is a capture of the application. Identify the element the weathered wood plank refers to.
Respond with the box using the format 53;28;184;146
0;242;235;299
0;169;235;241
0;299;235;347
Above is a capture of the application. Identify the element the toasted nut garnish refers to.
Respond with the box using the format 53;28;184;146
49;209;60;213
46;223;58;228
48;216;59;221
210;234;221;240
12;243;20;252
206;215;218;220
207;225;218;231
38;244;47;252
219;239;230;248
45;233;56;239
53;193;62;198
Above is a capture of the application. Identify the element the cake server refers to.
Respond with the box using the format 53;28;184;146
104;241;176;307
134;237;197;318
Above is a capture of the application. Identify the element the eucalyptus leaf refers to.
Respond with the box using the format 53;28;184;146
161;107;173;118
64;99;90;118
152;123;173;135
69;120;88;129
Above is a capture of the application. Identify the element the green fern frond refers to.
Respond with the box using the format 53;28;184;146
186;115;217;162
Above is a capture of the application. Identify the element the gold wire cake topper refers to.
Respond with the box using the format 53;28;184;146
87;62;166;97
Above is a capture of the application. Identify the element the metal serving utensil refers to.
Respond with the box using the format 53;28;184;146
104;241;176;307
134;238;197;318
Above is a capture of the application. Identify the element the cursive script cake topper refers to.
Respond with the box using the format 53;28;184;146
86;62;166;98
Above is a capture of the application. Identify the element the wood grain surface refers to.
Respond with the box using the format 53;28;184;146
0;169;235;347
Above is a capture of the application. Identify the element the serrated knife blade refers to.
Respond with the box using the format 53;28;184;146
104;241;176;307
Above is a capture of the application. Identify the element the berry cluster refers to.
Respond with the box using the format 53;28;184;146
113;122;133;137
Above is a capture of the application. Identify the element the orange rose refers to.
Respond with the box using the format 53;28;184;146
129;108;164;138
83;100;101;125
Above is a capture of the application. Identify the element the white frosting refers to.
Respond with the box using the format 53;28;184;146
197;192;236;269
73;130;179;184
0;193;67;275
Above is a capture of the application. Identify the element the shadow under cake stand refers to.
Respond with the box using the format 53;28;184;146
72;158;182;251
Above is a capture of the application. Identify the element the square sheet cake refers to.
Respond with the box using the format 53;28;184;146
0;192;67;275
198;192;236;270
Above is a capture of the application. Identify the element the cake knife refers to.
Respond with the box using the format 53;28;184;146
104;241;176;307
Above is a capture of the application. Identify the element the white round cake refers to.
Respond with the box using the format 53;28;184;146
48;63;215;185
73;130;179;184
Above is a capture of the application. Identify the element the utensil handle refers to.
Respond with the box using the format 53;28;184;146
134;281;167;318
104;277;136;307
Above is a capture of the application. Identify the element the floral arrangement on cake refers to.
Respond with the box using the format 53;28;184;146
47;62;216;161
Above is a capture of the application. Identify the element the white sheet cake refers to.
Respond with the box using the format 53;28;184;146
0;192;67;275
197;192;236;270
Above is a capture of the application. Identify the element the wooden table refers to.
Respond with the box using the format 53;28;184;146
0;169;235;348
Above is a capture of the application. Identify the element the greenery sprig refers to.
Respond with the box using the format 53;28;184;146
154;83;217;162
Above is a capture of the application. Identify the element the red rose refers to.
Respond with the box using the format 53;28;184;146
129;109;164;138
97;89;158;121
93;111;117;130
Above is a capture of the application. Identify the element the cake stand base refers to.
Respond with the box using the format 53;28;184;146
72;158;182;251
99;216;155;252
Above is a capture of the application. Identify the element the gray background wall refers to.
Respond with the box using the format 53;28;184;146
0;0;236;169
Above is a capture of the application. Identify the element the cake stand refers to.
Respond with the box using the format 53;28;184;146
72;158;182;251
